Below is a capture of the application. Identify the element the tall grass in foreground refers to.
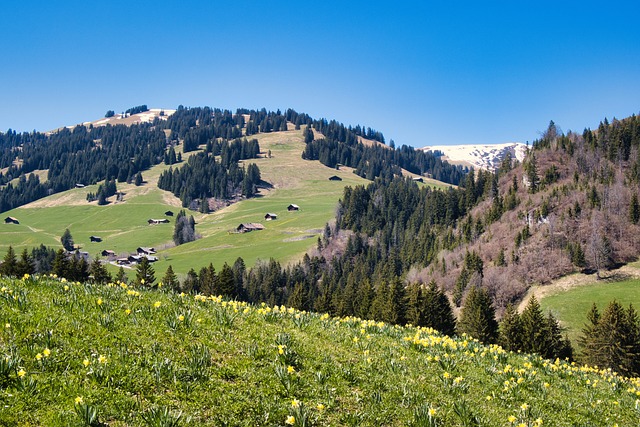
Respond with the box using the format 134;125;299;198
1;274;639;426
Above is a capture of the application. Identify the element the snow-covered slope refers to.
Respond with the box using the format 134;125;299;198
422;143;527;171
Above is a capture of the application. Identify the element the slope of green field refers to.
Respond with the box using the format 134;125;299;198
0;129;387;277
1;276;639;426
539;279;640;343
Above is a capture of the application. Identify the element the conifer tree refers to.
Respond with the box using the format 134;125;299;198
135;257;155;287
115;267;128;284
520;295;549;354
458;286;498;344
61;229;74;251
630;193;640;224
384;277;407;325
162;265;179;292
499;304;523;352
0;246;18;277
580;301;640;377
52;249;68;278
218;262;235;298
89;258;111;284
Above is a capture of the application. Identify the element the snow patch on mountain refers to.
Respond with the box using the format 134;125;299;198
422;143;527;171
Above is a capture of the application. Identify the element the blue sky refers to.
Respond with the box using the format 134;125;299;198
1;1;638;147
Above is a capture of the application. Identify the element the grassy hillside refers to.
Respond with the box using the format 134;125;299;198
1;125;452;279
0;129;371;277
539;278;640;343
2;275;640;426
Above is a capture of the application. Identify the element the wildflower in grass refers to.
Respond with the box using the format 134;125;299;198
83;359;90;367
22;273;30;280
316;403;325;411
154;301;161;308
178;315;185;322
285;415;295;425
61;277;67;283
428;407;437;417
125;309;131;315
278;345;285;355
508;415;517;423
97;298;103;306
17;368;26;377
291;398;300;408
75;396;83;404
141;279;145;285
4;323;9;329
98;355;107;364
443;371;451;379
64;285;69;291
534;418;543;426
35;353;42;361
43;348;51;357
520;403;529;411
287;365;295;374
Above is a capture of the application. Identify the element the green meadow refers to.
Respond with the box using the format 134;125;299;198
539;278;640;343
2;129;451;278
2;276;640;426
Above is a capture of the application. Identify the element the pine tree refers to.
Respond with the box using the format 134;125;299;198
458;286;498;344
61;229;74;251
162;265;179;292
383;277;407;325
630;193;640;224
115;267;128;284
89;259;111;284
218;263;235;298
499;304;523;352
580;301;640;377
52;249;68;278
524;152;540;193
519;295;549;355
0;246;18;277
135;172;143;186
135;257;155;287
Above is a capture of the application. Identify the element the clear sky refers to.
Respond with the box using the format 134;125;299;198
1;1;639;147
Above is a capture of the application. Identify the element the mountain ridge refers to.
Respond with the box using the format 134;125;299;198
422;142;528;171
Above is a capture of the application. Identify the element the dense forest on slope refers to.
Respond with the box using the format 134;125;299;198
302;120;467;184
0;106;461;213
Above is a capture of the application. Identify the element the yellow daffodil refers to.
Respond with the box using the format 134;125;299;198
35;353;42;361
291;398;300;408
17;368;26;377
96;298;103;305
285;415;295;425
98;355;107;364
428;407;437;417
153;301;161;308
520;403;529;411
316;403;325;411
75;396;83;404
83;359;90;367
287;365;295;374
508;415;517;423
43;348;51;357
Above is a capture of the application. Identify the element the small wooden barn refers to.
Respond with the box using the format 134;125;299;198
264;213;278;221
4;217;19;224
236;223;265;233
328;175;342;181
137;247;156;255
101;250;116;257
165;210;174;216
287;204;300;211
148;218;170;225
90;236;102;242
